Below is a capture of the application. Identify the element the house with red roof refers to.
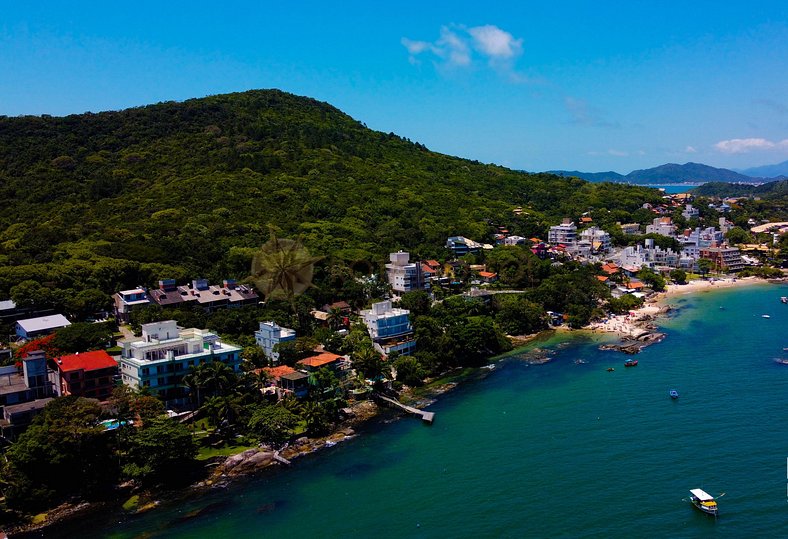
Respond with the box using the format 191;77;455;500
478;271;498;283
297;352;343;372
52;350;118;401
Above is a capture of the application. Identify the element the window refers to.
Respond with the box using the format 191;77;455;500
157;377;165;386
142;367;149;376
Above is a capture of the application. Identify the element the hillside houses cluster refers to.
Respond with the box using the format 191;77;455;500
114;278;259;322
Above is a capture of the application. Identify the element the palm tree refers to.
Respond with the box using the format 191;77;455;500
250;228;322;311
326;306;345;331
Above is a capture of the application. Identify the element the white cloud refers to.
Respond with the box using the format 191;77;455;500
685;145;697;153
713;137;788;153
468;25;523;59
402;24;525;76
437;27;471;67
608;149;628;157
401;38;432;55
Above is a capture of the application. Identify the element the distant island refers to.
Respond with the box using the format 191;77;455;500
547;161;788;185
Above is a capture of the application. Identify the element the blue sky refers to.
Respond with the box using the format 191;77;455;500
1;2;787;173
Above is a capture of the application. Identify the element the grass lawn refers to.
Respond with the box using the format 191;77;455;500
196;441;258;461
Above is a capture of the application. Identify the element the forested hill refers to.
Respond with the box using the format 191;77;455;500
690;179;788;198
0;89;662;298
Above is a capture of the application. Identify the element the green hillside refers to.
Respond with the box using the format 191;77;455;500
0;89;662;302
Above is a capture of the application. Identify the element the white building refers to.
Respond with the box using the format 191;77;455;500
679;226;724;259
360;300;415;356
616;239;682;270
548;218;578;244
645;217;676;237
254;321;296;364
579;226;612;253
119;320;241;405
113;288;150;323
619;223;641;235
681;204;699;220
503;235;527;246
15;314;71;340
386;251;425;293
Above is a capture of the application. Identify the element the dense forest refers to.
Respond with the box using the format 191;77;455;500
0;89;665;307
690;179;788;198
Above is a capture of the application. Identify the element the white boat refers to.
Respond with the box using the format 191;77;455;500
781;296;787;304
762;314;771;318
689;488;718;516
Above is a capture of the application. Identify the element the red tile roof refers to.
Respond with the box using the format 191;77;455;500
421;264;436;274
55;350;117;372
260;365;296;380
424;259;441;268
479;271;497;278
596;275;609;282
627;281;645;289
299;352;342;368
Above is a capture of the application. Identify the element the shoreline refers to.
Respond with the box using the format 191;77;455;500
586;276;774;339
6;276;782;537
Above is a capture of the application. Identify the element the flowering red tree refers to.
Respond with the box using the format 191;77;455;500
14;334;64;366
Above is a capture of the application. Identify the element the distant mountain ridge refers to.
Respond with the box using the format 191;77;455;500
735;159;788;179
548;161;774;184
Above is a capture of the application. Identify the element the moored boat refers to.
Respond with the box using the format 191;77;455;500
689;488;718;516
781;296;787;304
669;389;679;399
624;359;638;367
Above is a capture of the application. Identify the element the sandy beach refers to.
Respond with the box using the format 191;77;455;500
587;276;771;338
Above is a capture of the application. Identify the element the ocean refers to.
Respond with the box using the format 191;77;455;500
48;283;788;538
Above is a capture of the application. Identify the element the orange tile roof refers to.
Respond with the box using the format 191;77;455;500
424;259;441;268
261;365;296;380
596;275;609;282
55;350;118;373
299;352;342;368
602;263;620;274
628;282;645;289
479;271;497;278
529;237;542;243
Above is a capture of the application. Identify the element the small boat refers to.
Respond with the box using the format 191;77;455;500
689;488;718;516
669;389;679;399
762;314;771;318
781;296;787;304
607;367;615;372
624;359;638;367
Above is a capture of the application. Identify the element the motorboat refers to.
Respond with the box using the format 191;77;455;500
669;389;679;399
689;488;718;516
624;359;638;367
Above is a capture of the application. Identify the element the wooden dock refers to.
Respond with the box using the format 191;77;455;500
376;395;435;424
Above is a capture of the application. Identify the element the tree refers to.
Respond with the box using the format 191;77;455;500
397;290;431;316
393;355;426;387
669;268;687;284
132;394;165;425
2;397;116;511
493;295;547;336
351;346;385;380
300;401;335;436
247;404;299;445
724;226;754;245
183;361;236;406
636;267;666;292
121;417;197;485
697;258;714;277
51;321;115;353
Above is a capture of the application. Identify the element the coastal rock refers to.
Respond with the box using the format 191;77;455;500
215;449;275;476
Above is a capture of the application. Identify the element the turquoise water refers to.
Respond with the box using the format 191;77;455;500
57;284;788;538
